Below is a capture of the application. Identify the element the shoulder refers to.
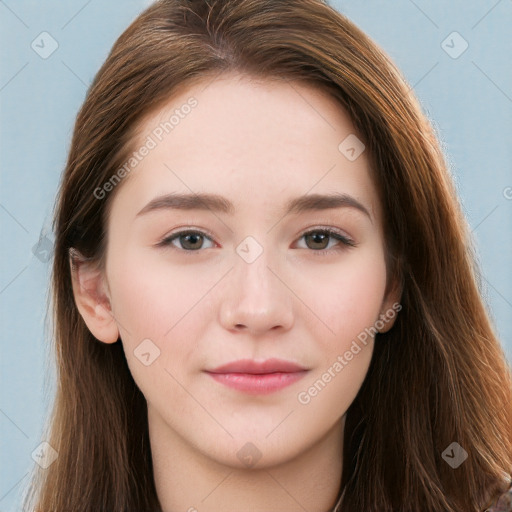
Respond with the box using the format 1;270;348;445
485;483;512;512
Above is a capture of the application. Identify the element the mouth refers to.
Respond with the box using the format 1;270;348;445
204;358;309;395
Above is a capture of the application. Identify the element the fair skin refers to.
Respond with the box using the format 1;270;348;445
71;73;400;512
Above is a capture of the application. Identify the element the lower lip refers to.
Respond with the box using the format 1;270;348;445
205;371;308;395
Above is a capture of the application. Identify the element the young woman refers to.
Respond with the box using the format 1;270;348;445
23;0;512;510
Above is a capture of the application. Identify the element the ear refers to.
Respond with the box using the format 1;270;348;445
69;248;120;344
376;273;403;334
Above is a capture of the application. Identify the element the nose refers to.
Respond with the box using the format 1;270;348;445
218;244;294;335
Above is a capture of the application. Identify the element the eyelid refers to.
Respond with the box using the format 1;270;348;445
156;226;217;250
156;225;357;250
299;225;354;242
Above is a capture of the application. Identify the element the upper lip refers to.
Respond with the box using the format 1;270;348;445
206;358;307;374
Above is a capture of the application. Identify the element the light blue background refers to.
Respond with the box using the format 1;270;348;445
1;1;511;510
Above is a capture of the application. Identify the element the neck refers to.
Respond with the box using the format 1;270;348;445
149;407;345;512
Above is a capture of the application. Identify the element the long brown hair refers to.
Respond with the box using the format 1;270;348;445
23;0;512;510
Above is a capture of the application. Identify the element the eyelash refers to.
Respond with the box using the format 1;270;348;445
156;227;357;255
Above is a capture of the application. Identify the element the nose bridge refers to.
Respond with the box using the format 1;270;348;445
218;234;294;333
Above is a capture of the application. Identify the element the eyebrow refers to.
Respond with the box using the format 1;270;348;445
136;192;372;221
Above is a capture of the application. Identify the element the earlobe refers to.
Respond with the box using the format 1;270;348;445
376;308;399;333
69;248;119;344
377;274;403;334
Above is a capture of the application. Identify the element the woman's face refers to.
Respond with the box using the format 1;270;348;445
87;73;399;469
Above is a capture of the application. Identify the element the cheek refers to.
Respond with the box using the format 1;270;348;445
106;249;208;387
293;251;385;417
108;246;210;338
294;246;388;351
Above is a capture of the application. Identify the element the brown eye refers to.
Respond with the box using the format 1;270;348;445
157;227;356;254
298;228;356;253
304;231;330;250
176;232;204;250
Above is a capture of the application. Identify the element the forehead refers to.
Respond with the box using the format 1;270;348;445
111;73;380;223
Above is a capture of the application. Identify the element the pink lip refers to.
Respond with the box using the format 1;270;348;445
205;358;309;395
209;358;307;374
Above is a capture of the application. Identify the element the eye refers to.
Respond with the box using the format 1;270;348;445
158;230;215;251
296;228;356;254
156;227;356;253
